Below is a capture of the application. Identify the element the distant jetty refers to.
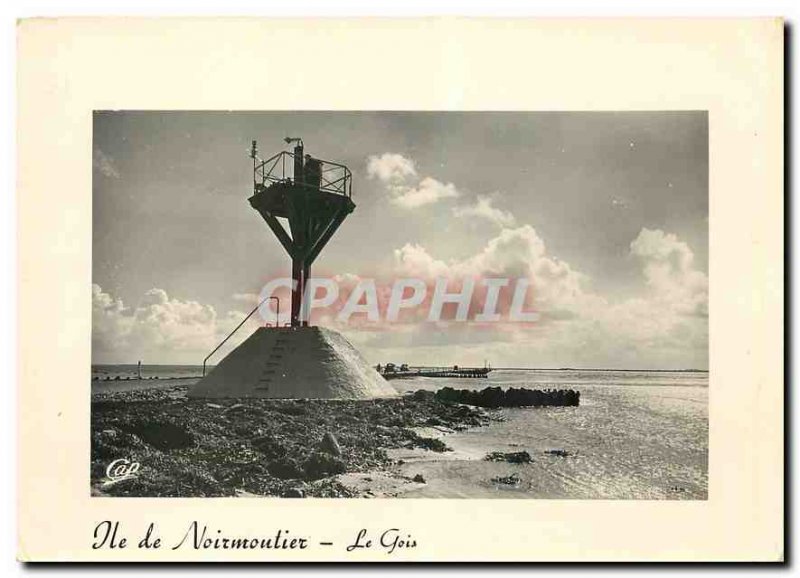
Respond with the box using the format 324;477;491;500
377;363;492;380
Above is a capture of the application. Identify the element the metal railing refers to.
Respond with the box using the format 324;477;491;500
253;150;352;198
202;296;280;377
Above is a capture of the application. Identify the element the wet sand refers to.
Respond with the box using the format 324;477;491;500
384;399;706;499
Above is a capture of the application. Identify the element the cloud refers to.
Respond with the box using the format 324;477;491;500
232;292;260;304
366;153;417;183
390;177;460;209
93;148;120;179
629;228;708;318
367;153;460;209
392;243;451;279
394;224;596;316
386;224;708;369
92;284;258;364
453;195;516;228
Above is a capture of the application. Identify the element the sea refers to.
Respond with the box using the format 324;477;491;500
390;369;708;500
91;365;708;500
91;364;207;393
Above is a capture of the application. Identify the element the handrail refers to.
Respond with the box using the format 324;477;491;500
253;150;352;198
202;295;280;377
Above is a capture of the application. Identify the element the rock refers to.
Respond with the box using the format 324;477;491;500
90;461;107;479
544;449;570;457
281;488;305;498
89;384;500;498
411;436;450;453
303;452;346;480
412;474;426;483
436;386;580;408
251;436;287;459
225;403;247;413
276;403;308;416
120;421;194;451
492;473;521;485
318;431;343;457
485;451;532;464
268;458;303;479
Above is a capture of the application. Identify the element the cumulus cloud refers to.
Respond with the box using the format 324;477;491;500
92;284;258;364
367;153;460;209
629;228;708;318
93;148;120;179
453;195;516;228
390;177;460;209
366;153;417;183
393;224;599;324
385;224;708;369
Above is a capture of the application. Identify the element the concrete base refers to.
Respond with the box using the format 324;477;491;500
188;326;397;399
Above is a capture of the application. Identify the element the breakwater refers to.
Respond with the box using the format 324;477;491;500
435;386;580;408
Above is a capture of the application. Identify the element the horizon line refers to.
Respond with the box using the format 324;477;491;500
92;362;709;373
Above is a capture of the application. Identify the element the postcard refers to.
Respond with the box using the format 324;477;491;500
17;18;783;562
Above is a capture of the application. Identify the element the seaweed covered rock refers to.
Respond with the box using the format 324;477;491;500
282;487;305;498
317;432;343;457
436;386;580;408
251;435;288;459
544;449;572;457
268;457;304;479
90;385;497;497
491;473;522;486
303;452;347;479
485;451;532;464
118;420;194;451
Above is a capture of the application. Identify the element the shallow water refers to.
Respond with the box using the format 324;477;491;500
389;370;708;500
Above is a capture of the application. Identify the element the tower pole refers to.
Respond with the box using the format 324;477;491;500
302;263;311;326
293;142;304;184
291;258;304;327
290;141;305;327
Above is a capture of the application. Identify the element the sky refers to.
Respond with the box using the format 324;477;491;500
92;111;708;369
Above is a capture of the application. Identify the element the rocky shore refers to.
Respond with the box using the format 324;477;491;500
91;387;494;498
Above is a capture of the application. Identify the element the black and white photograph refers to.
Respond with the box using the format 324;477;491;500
90;111;709;500
14;15;783;563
